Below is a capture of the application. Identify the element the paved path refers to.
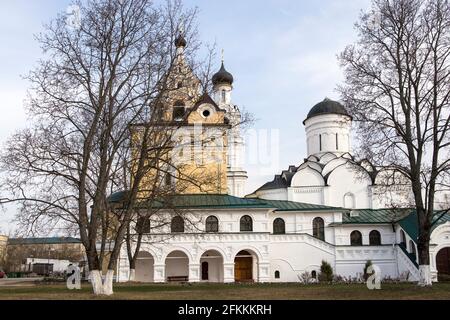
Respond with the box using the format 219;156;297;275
0;278;44;287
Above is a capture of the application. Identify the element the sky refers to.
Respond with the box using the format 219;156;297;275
0;0;372;234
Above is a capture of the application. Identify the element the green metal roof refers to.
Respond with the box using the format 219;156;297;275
108;190;130;204
342;208;412;224
133;194;273;210
108;192;344;211
399;210;450;241
260;199;343;212
8;237;82;245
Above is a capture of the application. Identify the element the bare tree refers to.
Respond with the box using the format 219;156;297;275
0;0;205;295
339;0;450;285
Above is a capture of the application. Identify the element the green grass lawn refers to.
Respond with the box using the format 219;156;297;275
0;282;449;300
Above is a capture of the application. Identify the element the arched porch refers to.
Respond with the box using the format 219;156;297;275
135;251;154;283
200;250;224;283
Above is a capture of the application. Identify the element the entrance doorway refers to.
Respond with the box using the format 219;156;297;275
202;262;209;281
437;247;450;281
234;250;255;282
200;250;224;282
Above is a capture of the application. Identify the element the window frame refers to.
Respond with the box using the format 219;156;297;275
171;216;185;233
369;230;382;246
350;230;363;246
312;217;325;241
240;215;253;232
205;216;219;233
135;216;151;234
273;218;286;235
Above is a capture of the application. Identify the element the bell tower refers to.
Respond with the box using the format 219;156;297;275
212;58;248;198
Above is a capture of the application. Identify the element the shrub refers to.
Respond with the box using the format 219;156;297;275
319;260;333;283
298;271;315;285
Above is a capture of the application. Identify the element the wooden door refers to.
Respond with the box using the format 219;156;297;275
201;262;209;281
235;257;253;282
437;248;450;279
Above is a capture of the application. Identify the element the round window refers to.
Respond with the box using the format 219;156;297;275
202;110;211;118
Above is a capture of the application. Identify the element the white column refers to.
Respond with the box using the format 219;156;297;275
223;262;235;283
189;263;201;283
153;263;165;283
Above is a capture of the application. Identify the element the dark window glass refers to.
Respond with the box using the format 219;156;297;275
165;173;172;186
369;230;381;246
275;271;280;279
202;109;211;118
171;216;184;233
135;217;151;234
206;216;219;233
273;218;286;234
173;106;185;121
240;215;253;232
350;230;363;246
313;217;325;241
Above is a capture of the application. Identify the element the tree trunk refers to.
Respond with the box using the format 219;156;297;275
417;230;432;286
129;269;136;282
417;207;432;286
128;258;136;282
90;270;115;296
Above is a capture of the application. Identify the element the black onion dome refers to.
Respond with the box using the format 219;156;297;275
304;98;352;123
175;34;187;48
212;62;234;86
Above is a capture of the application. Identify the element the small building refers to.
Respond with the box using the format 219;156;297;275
5;237;85;273
22;258;73;275
0;235;8;269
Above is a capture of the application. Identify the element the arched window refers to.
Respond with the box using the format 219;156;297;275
311;270;317;279
165;172;172;186
171;216;184;233
409;240;417;261
313;217;325;241
135;217;150;234
273;218;286;235
369;230;381;246
205;216;219;233
400;230;407;248
344;193;355;209
173;101;185;121
350;230;363;246
274;271;280;279
222;90;226;102
240;215;253;232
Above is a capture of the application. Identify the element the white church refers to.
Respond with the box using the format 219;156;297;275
114;35;450;284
